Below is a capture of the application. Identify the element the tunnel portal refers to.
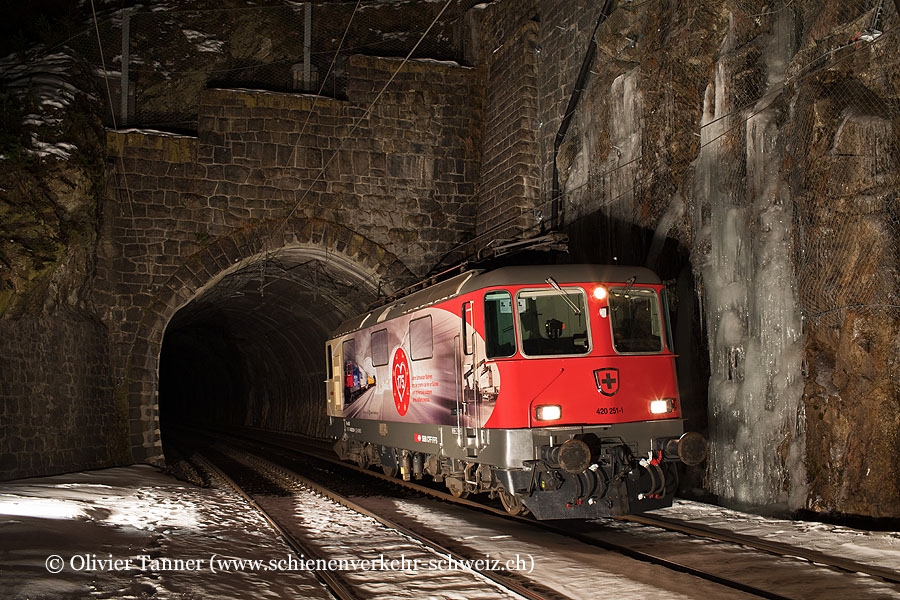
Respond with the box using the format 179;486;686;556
158;248;382;449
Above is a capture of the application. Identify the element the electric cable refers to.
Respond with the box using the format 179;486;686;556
274;0;455;235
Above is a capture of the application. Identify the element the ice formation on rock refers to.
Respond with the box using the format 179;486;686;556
694;10;807;508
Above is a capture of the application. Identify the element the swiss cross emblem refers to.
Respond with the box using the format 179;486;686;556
594;368;619;396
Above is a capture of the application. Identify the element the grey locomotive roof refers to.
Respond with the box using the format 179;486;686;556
331;264;661;337
458;264;660;293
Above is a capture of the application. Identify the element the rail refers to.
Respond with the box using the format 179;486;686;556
191;441;555;600
179;427;807;599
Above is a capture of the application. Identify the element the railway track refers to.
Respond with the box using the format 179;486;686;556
207;427;900;582
190;443;561;600
176;427;899;599
191;451;355;600
176;432;787;600
621;512;900;585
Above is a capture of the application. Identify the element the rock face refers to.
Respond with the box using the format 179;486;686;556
468;0;899;516
0;52;130;479
796;70;900;517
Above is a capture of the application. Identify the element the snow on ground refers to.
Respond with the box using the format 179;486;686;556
351;493;900;599
3;466;898;599
353;495;754;599
261;489;522;599
0;466;326;599
656;499;900;573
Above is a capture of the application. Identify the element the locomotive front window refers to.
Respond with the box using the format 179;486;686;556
516;288;590;356
484;290;516;358
608;288;664;353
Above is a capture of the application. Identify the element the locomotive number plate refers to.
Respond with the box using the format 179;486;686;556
596;407;624;415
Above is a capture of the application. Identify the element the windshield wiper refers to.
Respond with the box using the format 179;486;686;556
545;277;582;315
623;275;636;298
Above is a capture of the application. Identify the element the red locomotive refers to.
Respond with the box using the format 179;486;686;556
326;264;706;518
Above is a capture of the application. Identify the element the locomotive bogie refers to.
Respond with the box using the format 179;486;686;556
328;415;689;518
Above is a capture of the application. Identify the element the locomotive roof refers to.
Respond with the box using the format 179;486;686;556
332;264;661;337
458;264;661;292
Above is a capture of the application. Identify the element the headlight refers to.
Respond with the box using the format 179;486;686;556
535;405;562;421
650;398;676;414
592;285;608;301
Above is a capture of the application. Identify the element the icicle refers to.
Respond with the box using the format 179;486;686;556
694;8;806;509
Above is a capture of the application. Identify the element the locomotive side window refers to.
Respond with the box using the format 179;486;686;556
660;288;675;352
516;288;590;356
461;301;473;355
608;288;664;353
342;339;355;368
342;339;356;404
371;329;389;366
409;315;433;360
484;290;516;358
326;344;333;378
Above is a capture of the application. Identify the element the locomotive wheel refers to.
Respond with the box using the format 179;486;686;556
446;477;469;498
449;486;469;499
382;464;398;478
498;487;528;516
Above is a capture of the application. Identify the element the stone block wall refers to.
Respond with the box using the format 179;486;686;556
95;54;483;464
474;16;541;239
194;54;481;275
469;0;611;239
0;314;125;480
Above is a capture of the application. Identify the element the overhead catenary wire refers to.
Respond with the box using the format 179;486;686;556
270;0;377;290
551;0;616;231
273;0;455;236
274;0;362;199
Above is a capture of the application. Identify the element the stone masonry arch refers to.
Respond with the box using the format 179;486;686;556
93;53;481;469
124;218;413;465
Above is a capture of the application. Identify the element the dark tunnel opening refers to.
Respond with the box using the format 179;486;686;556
159;318;250;427
157;253;379;454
